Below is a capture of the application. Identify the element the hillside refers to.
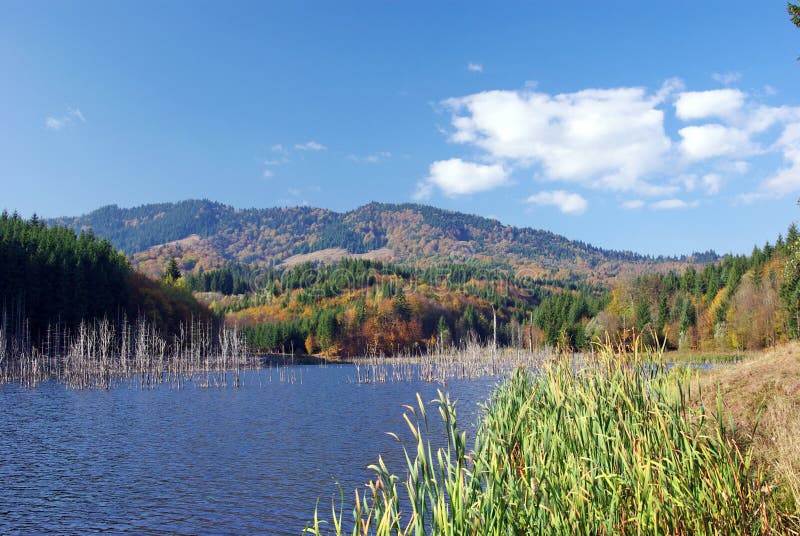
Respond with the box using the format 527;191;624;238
0;212;211;349
52;200;713;281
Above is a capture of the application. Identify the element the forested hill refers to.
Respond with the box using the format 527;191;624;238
52;200;715;280
0;212;211;346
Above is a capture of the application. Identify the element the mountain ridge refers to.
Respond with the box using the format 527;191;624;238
51;199;716;280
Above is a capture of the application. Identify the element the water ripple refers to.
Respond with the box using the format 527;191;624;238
0;364;497;534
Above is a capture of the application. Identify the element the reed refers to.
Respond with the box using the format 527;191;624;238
306;338;800;535
350;341;550;385
0;315;258;389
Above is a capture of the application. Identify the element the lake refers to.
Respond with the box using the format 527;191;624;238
0;364;501;535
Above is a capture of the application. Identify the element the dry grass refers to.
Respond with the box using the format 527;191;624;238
278;247;395;268
692;342;800;512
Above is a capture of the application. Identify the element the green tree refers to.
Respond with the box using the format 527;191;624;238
781;230;800;337
679;299;696;333
634;297;652;342
436;315;451;347
316;310;339;351
393;288;412;322
791;2;800;27
163;258;182;283
656;293;669;338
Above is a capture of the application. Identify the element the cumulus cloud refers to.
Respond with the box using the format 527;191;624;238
45;107;85;131
415;158;509;199
426;79;800;206
650;198;699;210
294;140;327;151
527;190;588;215
443;86;672;194
674;89;745;121
678;124;750;161
467;63;484;73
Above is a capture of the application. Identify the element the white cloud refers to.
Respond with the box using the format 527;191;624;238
654;77;686;103
45;117;67;131
723;160;750;174
756;123;800;197
348;151;392;163
271;144;286;153
262;154;289;178
701;173;724;195
294;140;327;151
674;89;745;120
621;200;645;209
711;71;742;85
416;158;509;198
676;174;697;192
678;124;750;161
432;79;800;206
467;63;484;73
444;86;672;194
527;190;588;215
45;107;85;131
69;107;85;123
413;181;434;201
650;198;699;210
743;105;792;134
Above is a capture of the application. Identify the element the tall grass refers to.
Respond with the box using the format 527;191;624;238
306;340;800;535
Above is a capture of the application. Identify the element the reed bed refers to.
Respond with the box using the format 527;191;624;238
0;317;259;389
307;341;800;535
351;342;550;385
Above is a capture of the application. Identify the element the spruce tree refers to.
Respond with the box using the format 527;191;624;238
163;258;182;282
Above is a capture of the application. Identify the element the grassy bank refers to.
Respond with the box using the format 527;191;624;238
306;344;800;535
663;348;752;364
691;342;800;514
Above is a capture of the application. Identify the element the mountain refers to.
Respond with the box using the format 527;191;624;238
52;199;711;280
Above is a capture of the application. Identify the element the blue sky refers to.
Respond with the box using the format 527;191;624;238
1;1;799;256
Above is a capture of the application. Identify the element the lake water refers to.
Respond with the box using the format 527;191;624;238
0;364;501;535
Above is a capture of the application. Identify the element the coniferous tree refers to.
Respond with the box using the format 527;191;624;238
393;288;412;322
656;292;669;338
163;258;182;283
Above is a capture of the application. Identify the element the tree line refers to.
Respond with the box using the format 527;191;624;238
193;257;604;355
0;212;210;352
591;226;800;351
